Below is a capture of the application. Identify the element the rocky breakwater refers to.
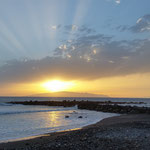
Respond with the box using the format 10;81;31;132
9;100;150;114
78;102;150;114
9;100;77;107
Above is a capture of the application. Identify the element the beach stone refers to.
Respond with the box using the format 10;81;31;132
78;116;83;118
65;115;69;118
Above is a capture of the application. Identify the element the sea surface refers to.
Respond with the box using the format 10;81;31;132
0;97;150;143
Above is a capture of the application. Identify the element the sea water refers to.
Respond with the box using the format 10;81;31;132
0;97;150;143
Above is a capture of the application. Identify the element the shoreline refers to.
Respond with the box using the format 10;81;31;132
0;114;150;150
0;112;118;144
0;127;82;144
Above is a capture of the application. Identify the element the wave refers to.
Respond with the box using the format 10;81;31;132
0;107;76;116
0;103;14;106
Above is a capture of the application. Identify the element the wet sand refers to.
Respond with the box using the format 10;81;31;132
0;114;150;150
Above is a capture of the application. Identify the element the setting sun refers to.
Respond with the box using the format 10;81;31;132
42;80;74;92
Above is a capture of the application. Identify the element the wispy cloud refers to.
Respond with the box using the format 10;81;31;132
50;24;95;36
116;25;129;32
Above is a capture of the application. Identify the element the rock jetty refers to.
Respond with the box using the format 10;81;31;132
9;100;150;114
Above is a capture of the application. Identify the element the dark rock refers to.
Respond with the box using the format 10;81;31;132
78;116;83;118
8;100;150;114
65;115;69;118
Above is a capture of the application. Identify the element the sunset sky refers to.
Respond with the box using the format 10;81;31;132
0;0;150;97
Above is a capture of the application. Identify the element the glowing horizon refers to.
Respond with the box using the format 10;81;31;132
42;80;75;92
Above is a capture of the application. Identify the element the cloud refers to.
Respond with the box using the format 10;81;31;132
130;14;150;33
50;24;95;36
116;25;129;32
63;25;95;36
51;25;61;30
115;14;150;33
106;0;121;4
0;31;150;84
115;0;120;4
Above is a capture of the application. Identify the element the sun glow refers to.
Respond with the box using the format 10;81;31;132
42;80;74;92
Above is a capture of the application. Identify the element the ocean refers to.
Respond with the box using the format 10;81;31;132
0;97;150;143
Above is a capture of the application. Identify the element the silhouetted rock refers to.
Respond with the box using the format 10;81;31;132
78;116;83;118
65;115;69;118
8;100;150;114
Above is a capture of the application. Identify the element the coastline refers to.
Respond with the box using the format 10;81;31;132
0;112;118;144
0;114;150;150
0;127;82;144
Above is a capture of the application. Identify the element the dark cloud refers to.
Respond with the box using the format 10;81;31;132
130;14;150;33
54;34;113;56
0;32;150;84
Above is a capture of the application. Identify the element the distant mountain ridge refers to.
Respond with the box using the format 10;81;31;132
30;91;108;98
